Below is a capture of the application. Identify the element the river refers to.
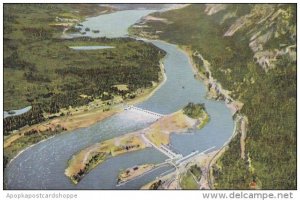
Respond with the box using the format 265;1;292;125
4;9;234;189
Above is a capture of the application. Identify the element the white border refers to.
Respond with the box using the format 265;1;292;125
1;1;299;200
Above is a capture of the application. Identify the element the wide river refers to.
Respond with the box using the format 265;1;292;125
5;10;234;189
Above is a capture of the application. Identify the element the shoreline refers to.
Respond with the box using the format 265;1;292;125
132;30;246;189
179;45;247;189
64;109;201;184
179;45;246;188
6;8;247;190
65;131;148;184
5;12;168;163
4;58;167;168
6;135;56;168
124;60;167;106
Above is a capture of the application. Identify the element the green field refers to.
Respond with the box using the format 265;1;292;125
180;170;199;189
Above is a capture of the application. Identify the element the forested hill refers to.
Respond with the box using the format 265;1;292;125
3;4;166;135
130;4;296;189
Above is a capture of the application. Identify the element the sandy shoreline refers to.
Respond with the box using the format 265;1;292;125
65;131;147;184
5;10;168;165
4;60;167;165
64;109;200;184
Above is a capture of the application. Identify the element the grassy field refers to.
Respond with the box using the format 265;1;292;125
131;4;296;189
180;170;199;189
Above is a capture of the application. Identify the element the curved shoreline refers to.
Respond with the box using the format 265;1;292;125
178;46;248;189
4;57;167;169
131;25;244;189
64;108;204;184
137;45;244;189
171;46;245;189
6;135;56;168
4;64;167;167
4;7;169;165
6;8;239;190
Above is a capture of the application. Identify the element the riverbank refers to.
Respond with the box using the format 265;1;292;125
177;46;248;189
64;108;207;184
131;32;246;190
4;3;167;164
144;109;205;146
131;6;295;189
4;107;120;166
140;112;243;190
65;131;148;184
60;5;116;38
179;46;250;189
4;59;167;167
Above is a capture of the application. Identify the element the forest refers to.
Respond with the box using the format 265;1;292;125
183;102;206;119
3;4;165;136
131;4;296;189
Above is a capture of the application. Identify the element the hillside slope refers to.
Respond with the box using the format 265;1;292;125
131;4;296;189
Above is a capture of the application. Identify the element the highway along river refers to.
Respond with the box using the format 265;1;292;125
5;9;234;189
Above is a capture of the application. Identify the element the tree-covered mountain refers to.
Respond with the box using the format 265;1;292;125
130;4;296;189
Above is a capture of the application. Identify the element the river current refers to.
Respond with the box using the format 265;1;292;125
5;10;234;189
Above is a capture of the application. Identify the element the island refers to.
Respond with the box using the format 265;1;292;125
65;103;209;184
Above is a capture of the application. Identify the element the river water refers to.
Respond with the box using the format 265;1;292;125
5;9;234;189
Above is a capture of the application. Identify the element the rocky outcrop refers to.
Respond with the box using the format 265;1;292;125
204;4;227;15
219;4;296;72
224;14;253;37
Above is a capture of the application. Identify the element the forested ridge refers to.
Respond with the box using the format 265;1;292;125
130;4;296;189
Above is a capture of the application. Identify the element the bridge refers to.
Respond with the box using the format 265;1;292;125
125;105;165;118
